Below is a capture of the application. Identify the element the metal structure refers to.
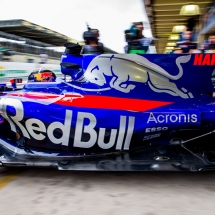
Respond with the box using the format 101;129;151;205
143;0;215;53
0;19;118;58
0;19;69;46
0;41;62;58
0;31;55;47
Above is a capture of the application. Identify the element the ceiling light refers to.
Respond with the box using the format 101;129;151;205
168;35;179;40
172;25;186;33
167;42;176;46
180;4;200;16
166;47;174;50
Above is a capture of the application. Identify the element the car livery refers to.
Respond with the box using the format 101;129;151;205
0;53;215;171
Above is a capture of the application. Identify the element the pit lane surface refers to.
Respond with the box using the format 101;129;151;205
0;168;215;215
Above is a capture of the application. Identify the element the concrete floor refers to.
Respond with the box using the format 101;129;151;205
0;167;215;215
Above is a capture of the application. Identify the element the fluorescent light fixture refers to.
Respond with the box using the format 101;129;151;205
166;47;174;50
168;35;179;40
167;42;176;46
180;4;200;15
172;25;186;33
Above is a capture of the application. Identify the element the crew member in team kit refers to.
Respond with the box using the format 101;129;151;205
174;30;199;54
124;21;152;54
204;35;215;53
81;26;104;54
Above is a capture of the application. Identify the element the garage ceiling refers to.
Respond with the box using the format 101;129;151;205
143;0;214;53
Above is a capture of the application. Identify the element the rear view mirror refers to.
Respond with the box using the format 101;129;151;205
60;62;82;78
64;43;82;55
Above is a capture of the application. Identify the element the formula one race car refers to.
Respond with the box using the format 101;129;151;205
0;48;215;171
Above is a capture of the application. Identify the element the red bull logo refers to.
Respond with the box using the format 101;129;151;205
0;97;135;150
70;54;194;99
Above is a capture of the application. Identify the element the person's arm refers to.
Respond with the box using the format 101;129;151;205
174;50;183;54
80;46;85;54
124;45;128;53
189;49;202;53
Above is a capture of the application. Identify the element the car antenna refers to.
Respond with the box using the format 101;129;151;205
86;22;91;31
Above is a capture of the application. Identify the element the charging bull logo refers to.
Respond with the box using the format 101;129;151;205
82;54;193;99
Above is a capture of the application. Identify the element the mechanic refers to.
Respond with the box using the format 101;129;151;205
204;35;215;53
124;21;152;54
91;29;102;44
174;30;199;54
91;28;105;52
81;28;104;54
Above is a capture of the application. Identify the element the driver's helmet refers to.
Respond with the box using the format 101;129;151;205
28;67;56;82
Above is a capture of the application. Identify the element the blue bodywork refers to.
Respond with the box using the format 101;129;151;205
0;53;215;158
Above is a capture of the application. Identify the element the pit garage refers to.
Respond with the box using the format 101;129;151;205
143;0;215;53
